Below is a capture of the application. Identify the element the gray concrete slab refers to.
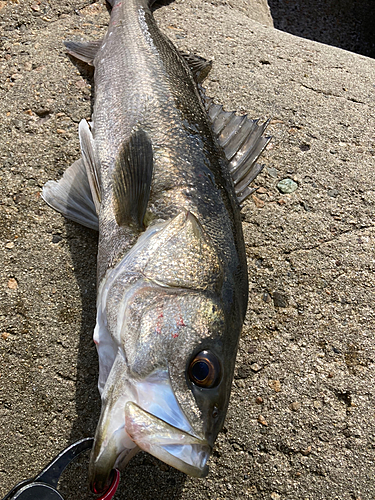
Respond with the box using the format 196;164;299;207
0;1;374;499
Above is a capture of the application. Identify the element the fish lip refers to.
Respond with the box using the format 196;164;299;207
89;457;114;494
125;401;211;477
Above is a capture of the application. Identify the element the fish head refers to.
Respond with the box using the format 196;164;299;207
90;212;242;491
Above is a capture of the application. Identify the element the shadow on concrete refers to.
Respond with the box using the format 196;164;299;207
267;0;375;58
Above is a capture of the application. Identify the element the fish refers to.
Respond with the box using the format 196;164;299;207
42;0;270;493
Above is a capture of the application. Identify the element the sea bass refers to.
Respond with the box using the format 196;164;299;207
42;0;269;493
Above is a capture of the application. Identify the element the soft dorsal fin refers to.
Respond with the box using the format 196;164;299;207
144;211;223;291
79;119;102;213
42;158;98;230
203;94;271;205
64;40;102;66
180;52;213;83
112;129;153;230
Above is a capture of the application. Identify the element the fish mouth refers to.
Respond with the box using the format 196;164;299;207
90;401;210;492
125;401;210;477
89;367;210;492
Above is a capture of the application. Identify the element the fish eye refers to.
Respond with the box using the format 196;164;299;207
188;350;221;388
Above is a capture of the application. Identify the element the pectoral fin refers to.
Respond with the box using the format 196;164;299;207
112;129;153;230
79;119;102;213
42;158;98;230
144;211;223;291
64;39;102;66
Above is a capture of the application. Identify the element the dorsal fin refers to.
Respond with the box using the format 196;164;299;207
64;40;102;66
112;129;153;230
203;94;271;205
180;52;212;83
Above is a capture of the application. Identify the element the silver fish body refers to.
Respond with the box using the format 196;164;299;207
42;0;269;493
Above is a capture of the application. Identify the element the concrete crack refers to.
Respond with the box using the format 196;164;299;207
282;224;375;255
298;82;366;104
247;224;374;255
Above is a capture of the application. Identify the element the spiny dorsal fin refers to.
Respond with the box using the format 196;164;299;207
113;129;153;230
79;119;102;213
42;158;98;230
180;52;213;83
204;96;271;205
64;39;102;66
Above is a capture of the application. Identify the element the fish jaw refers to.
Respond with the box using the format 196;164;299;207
125;401;210;477
89;358;211;491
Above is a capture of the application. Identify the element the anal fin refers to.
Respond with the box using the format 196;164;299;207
113;129;153;230
42;158;98;230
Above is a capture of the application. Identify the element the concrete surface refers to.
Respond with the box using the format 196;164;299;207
228;0;273;27
0;0;374;499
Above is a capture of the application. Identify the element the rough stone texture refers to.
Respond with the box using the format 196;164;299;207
0;1;374;499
